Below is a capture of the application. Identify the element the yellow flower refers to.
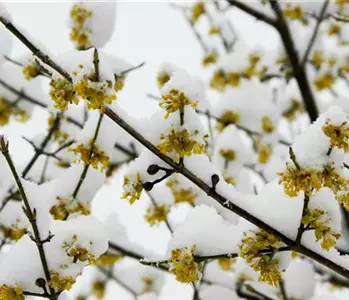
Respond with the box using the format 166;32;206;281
170;246;201;283
49;272;75;291
278;163;322;197
224;176;236;186
157;129;206;163
95;253;121;266
202;50;219;67
167;177;197;205
240;230;282;287
261;116;274;134
74;77;116;112
282;98;305;121
220;149;236;161
210;69;228;92
142;277;154;294
218;257;236;271
191;2;205;23
283;3;305;22
157;71;171;88
62;236;96;264
145;204;170;226
313;72;336;91
228;72;241;87
50;78;79;111
328;24;341;36
258;144;272;164
159;89;198;119
216;111;240;132
91;280;105;299
22;62;39;80
49;196;90;220
209;25;221;35
302;208;341;251
122;172;143;204
0;285;24;300
2;225;27;241
322;121;349;152
70;139;110;171
0;97;29;126
70;4;93;50
114;75;125;92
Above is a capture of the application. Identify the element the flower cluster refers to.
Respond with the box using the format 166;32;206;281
121;172;143;204
144;204;170;226
49;77;79;111
166;175;196;205
170;246;202;283
239;230;283;287
70;3;93;50
0;97;29;126
190;2;205;24
70;139;110;171
322;120;349;152
49;196;90;220
22;61;39;80
49;272;75;291
159;89;198;119
0;285;23;300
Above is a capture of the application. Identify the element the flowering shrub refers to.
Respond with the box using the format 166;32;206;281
2;1;349;300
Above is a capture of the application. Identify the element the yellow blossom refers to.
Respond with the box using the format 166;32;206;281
145;204;170;226
202;50;219;66
328;24;341;36
170;246;201;283
74;77;116;112
49;272;75;291
218;257;236;271
114;75;125;92
157;129;206;163
278;163;322;197
2;225;26;241
22;62;39;80
220;149;236;161
50;196;90;220
91;280;105;299
50;78;79;111
210;69;228;92
282;98;305;121
167;177;196;205
159;89;198;119
228;72;241;87
224;176;236;186
216;111;240;132
70;139;110;171
261;116;274;134
302;208;341;251
312;51;324;68
47;113;69;145
70;4;93;50
209;25;221;35
0;97;29;126
121;172;143;204
240;230;282;287
142;277;154;294
0;285;24;300
191;2;205;23
322;120;349;152
313;72;336;91
258;144;272;164
157;71;171;88
283;3;305;23
95;253;121;266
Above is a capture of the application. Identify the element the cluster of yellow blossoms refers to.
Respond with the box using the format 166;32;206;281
0;97;29;126
121;172;143;204
70;4;93;50
49;196;90;221
191;2;205;24
216;111;240;132
0;285;24;300
144;204;170;226
49;78;78;112
1;223;27;241
166;176;197;206
210;54;263;92
323;120;349;152
91;280;106;299
62;235;96;264
159;89;198;119
170;246;202;283
22;61;40;81
282;98;305;121
47;113;69;145
302;208;341;250
218;257;236;271
70;139;110;171
157;129;207;163
49;272;75;292
202;50;219;67
239;230;282;287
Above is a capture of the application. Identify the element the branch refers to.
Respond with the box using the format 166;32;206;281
227;0;277;26
0;137;56;299
301;0;330;66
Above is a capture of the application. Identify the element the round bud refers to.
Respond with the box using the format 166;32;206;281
143;181;154;191
147;164;159;175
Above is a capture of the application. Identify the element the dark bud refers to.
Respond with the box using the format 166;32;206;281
211;174;220;189
147;164;160;175
143;181;154;191
35;278;46;288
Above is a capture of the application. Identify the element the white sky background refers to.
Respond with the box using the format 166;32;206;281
2;1;344;299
